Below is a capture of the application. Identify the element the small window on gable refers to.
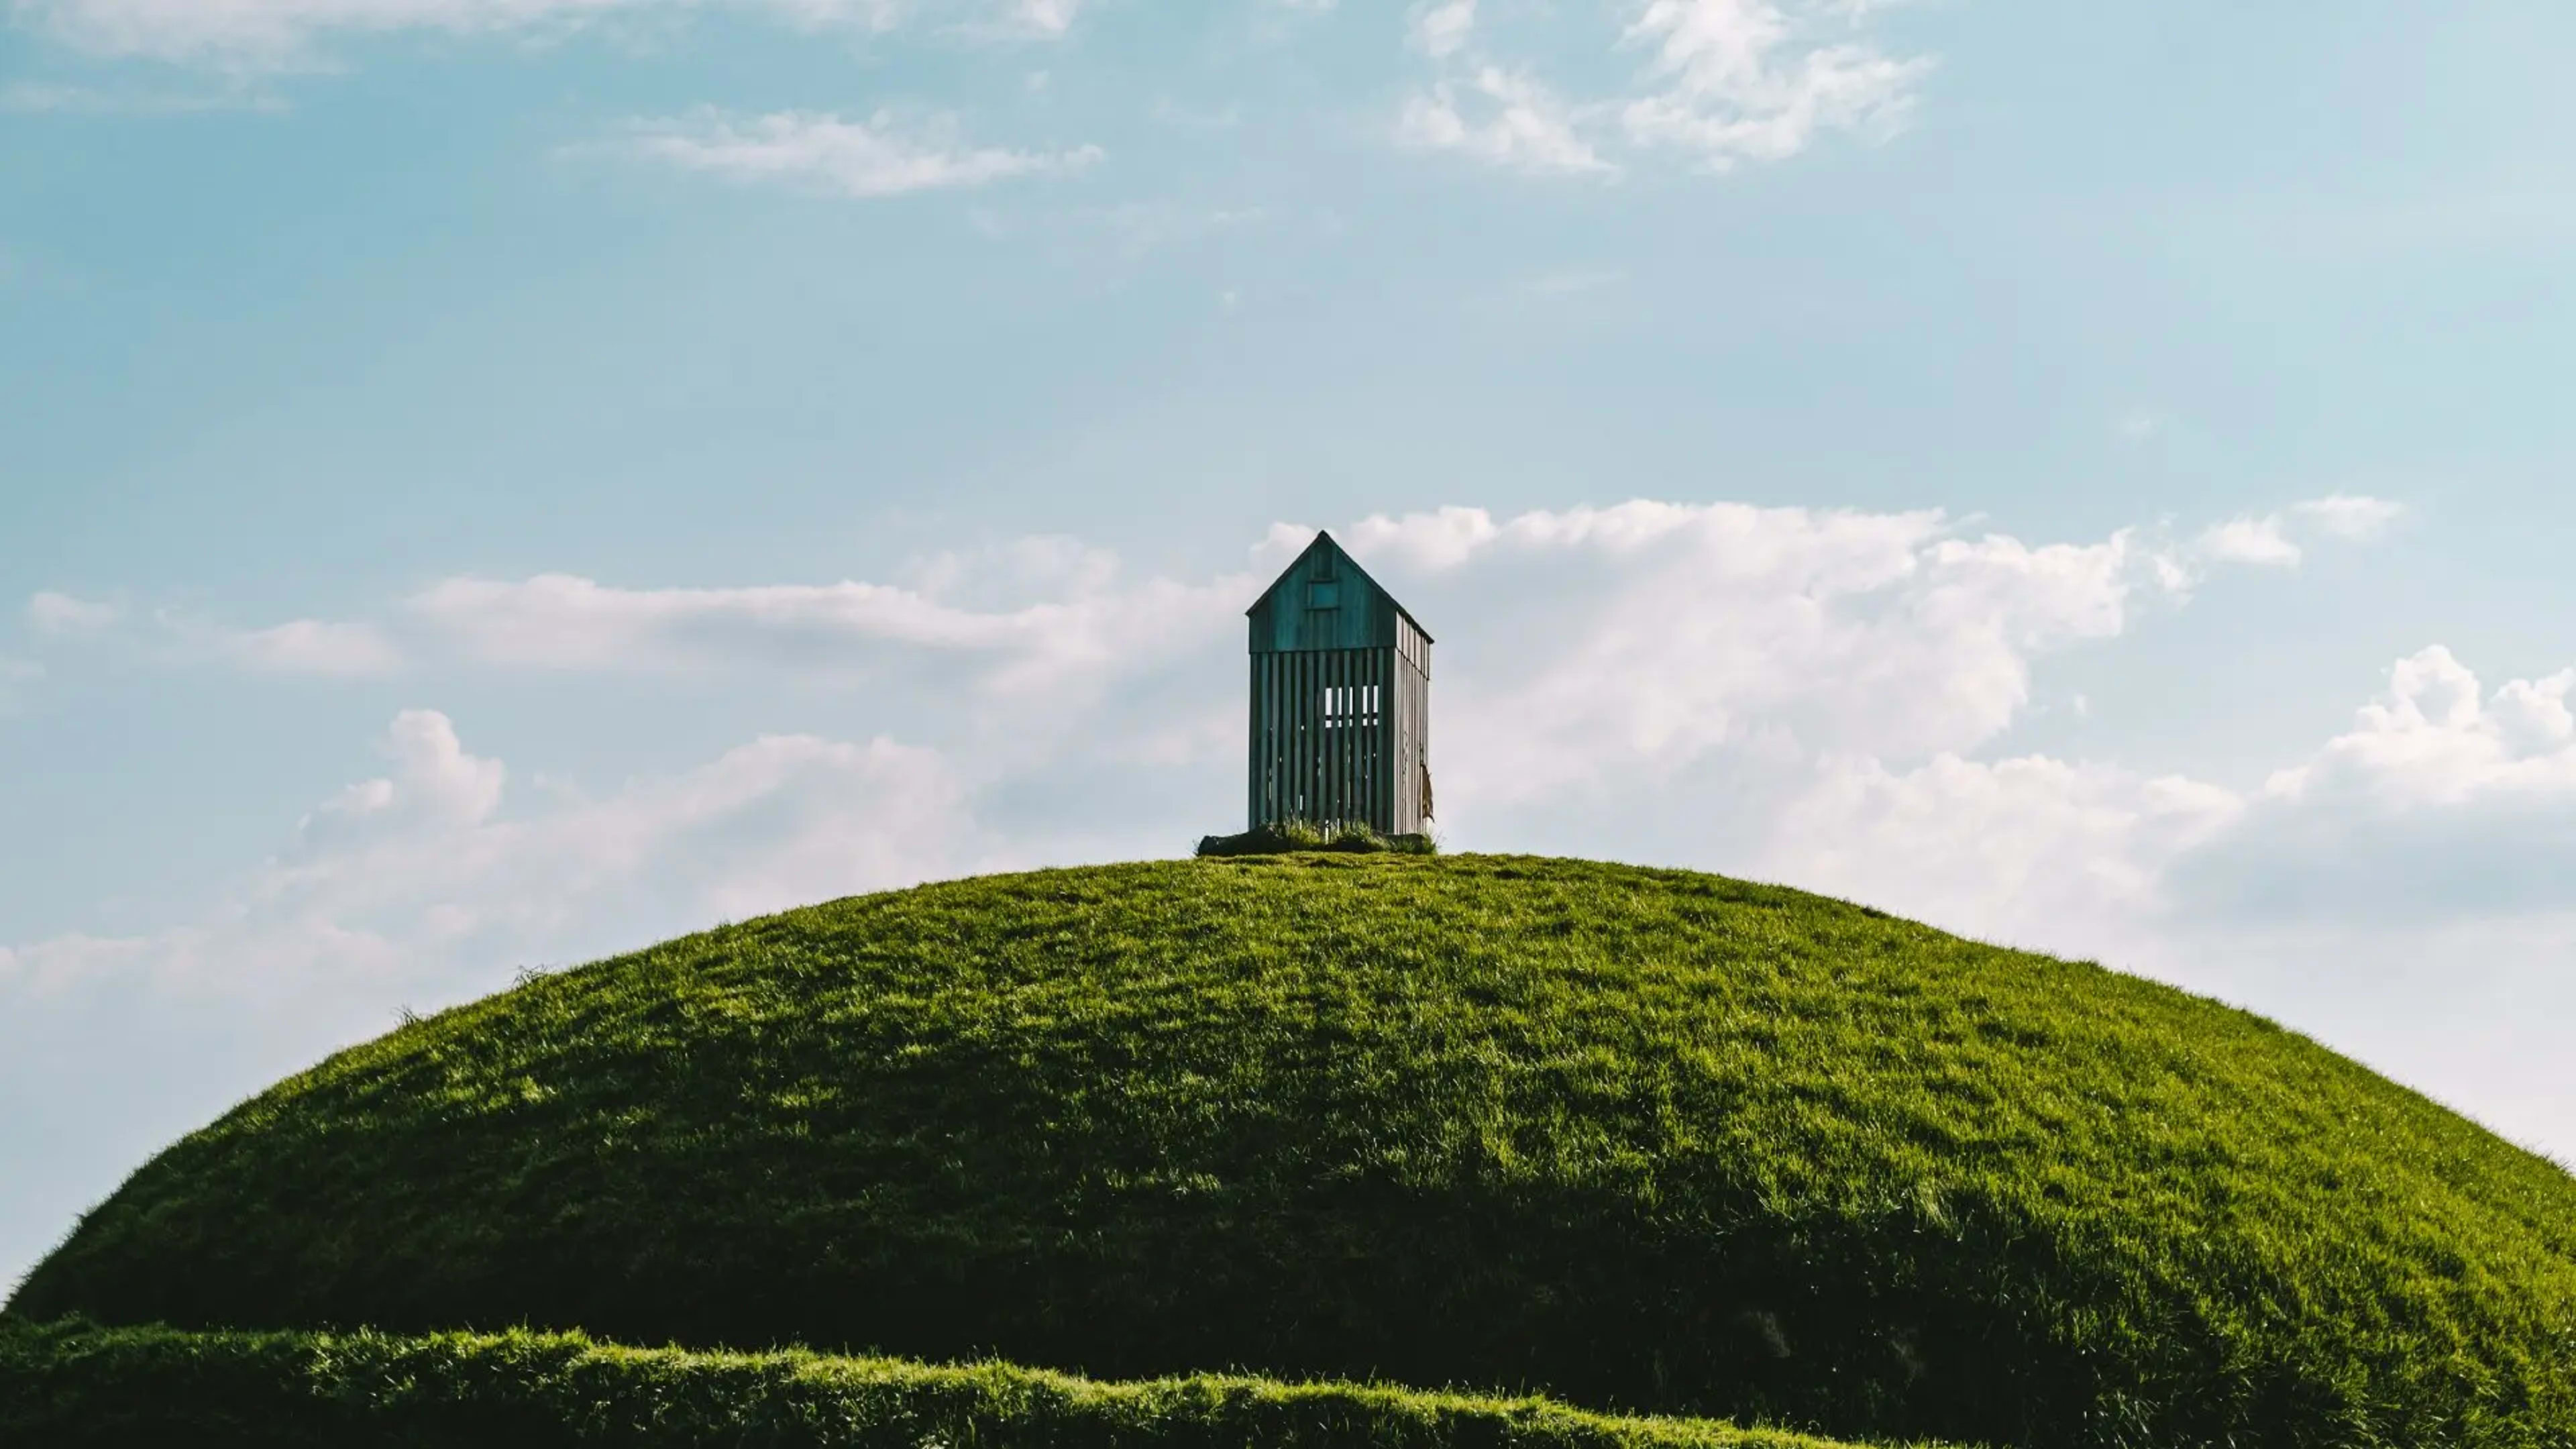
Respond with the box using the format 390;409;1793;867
1307;582;1340;609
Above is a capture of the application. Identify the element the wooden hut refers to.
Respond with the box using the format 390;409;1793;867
1245;531;1432;835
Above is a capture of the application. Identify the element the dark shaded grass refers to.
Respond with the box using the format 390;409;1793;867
0;1318;1915;1449
13;856;2576;1448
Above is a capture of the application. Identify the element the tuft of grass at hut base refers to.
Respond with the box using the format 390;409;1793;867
1195;818;1436;856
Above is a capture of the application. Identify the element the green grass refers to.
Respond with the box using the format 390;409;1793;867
0;1316;1911;1449
12;855;2576;1448
1195;819;1437;856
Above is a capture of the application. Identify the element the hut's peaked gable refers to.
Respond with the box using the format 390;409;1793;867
1245;532;1432;655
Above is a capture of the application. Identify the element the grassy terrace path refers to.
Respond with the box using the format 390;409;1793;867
0;1318;1923;1449
11;855;2576;1447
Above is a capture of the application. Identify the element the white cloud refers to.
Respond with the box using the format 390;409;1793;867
2262;647;2576;811
306;708;507;837
148;498;2394;738
994;0;1075;36
1342;502;2140;800
403;550;1237;696
1730;637;2576;961
0;708;972;1003
2189;493;2405;573
1397;0;1923;178
206;617;405;675
15;0;1072;66
1410;0;1472;60
2291;492;2406;541
621;108;1101;198
1760;753;2242;951
20;594;400;674
21;0;668;65
25;591;121;633
1617;0;1925;168
2195;515;2303;568
1396;66;1612;176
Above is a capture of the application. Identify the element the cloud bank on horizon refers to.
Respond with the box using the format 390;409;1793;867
19;490;2551;1036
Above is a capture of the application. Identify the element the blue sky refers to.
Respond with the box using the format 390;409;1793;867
7;0;2576;1289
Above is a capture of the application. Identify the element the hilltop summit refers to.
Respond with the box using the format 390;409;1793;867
14;855;2576;1448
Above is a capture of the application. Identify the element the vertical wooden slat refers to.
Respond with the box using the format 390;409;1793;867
1333;651;1348;823
1289;651;1301;822
1320;651;1330;820
1379;647;1393;831
1292;650;1303;822
1350;652;1370;824
1358;653;1369;826
1357;651;1368;830
1323;651;1335;824
1367;649;1379;831
1335;652;1346;822
1299;651;1313;820
1284;651;1293;820
1330;650;1344;824
1351;652;1362;825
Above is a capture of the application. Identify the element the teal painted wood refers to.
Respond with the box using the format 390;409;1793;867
1245;532;1434;655
1244;532;1433;833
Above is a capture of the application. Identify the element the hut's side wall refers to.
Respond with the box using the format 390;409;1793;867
1391;616;1431;835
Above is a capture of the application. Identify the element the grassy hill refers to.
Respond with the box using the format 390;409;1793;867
11;854;2576;1448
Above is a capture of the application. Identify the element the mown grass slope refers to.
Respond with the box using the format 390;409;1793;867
13;855;2576;1448
0;1317;1915;1449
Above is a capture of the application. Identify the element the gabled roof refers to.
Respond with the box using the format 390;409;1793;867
1244;531;1434;654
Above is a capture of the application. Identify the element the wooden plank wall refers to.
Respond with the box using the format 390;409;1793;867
1248;629;1432;835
